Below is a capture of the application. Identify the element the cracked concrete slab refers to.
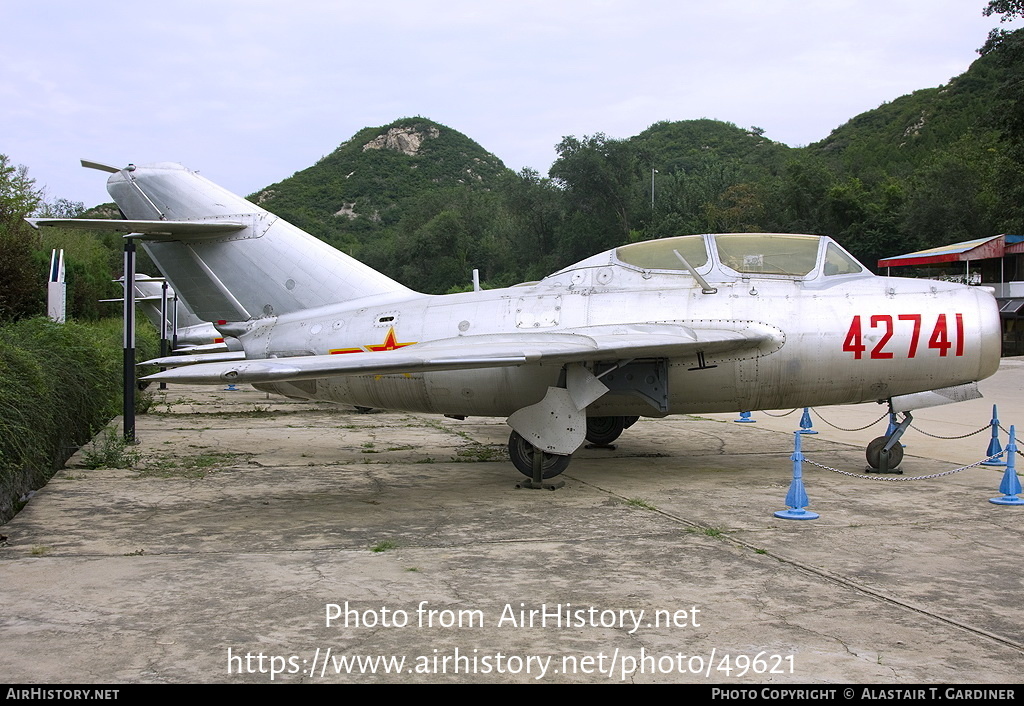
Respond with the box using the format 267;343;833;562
1;364;1023;684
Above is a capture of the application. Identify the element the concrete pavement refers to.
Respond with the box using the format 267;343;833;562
1;362;1022;683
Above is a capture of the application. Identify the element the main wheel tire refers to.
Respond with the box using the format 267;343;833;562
585;416;627;445
508;431;571;479
866;436;904;470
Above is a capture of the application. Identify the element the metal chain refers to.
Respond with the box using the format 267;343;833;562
761;409;797;418
810;409;888;432
909;423;990;440
981;424;1024;458
997;423;1022;439
805;453;1003;482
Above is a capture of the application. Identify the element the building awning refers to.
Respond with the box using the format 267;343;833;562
1000;299;1024;316
878;235;1006;268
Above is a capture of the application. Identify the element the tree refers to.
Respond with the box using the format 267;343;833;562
549;134;648;261
981;1;1024;54
0;156;45;321
0;155;42;226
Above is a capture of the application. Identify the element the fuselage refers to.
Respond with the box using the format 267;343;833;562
247;233;1001;418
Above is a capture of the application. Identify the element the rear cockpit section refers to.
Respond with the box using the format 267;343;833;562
548;233;869;286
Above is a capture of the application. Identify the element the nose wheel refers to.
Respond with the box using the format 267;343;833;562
508;431;568;489
865;409;910;474
866;436;904;472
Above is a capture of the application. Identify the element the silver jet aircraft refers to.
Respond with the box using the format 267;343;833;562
112;273;227;350
31;161;1002;481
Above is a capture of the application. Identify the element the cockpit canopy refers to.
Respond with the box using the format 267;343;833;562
551;233;866;284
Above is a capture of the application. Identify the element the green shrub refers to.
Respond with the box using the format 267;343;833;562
0;317;158;522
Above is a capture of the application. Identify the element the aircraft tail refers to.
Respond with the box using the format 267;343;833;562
105;162;413;322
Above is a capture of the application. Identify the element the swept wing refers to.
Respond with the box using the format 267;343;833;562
143;322;781;384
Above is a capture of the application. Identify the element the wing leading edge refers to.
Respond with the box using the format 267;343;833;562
142;322;783;384
26;218;246;237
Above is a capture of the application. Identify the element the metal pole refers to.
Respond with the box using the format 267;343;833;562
122;241;136;443
171;295;179;350
159;281;169;390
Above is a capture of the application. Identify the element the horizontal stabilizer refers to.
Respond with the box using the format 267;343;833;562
81;159;121;173
143;323;779;385
99;295;164;303
173;342;231;354
26;218;246;238
141;351;246;367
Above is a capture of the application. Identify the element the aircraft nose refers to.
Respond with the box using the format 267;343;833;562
974;287;1002;381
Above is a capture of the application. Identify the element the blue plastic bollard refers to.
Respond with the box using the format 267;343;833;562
734;410;755;423
797;407;818;434
981;404;1006;467
990;425;1023;506
885;411;899;437
885;411;906;448
774;432;819;520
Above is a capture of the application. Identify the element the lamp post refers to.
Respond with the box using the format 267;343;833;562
122;240;136;443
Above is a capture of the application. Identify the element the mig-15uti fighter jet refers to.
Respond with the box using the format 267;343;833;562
29;161;1002;483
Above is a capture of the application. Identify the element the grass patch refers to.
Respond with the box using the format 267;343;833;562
136;451;244;478
452;444;506;462
81;429;140;469
625;497;657;510
370;540;397;553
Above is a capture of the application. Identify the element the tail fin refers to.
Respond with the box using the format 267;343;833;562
107;162;413;321
127;274;203;331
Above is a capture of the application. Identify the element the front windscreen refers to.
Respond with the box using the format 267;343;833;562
823;242;864;275
714;233;820;276
616;234;709;270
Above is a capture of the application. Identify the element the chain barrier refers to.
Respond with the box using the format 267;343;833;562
908;423;990;440
993;424;1024;458
761;409;797;418
805;453;1004;482
810;409;888;432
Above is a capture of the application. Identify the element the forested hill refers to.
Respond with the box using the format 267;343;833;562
251;118;507;250
811;49;1005;179
248;37;1024;295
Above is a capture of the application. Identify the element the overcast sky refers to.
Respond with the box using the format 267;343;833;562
2;0;1016;207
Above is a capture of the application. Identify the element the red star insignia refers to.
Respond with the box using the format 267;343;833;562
366;327;415;352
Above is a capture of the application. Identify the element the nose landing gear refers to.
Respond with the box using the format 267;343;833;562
866;409;911;474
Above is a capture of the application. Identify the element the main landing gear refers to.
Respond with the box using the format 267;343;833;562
584;415;640;446
865;409;911;474
508;415;642;487
509;431;569;489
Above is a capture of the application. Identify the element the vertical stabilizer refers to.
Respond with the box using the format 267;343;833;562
107;162;413;321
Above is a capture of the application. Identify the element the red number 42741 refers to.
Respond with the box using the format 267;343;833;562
843;314;964;360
